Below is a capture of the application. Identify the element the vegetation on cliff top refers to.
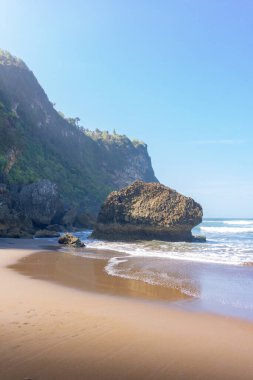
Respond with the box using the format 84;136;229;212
84;128;145;148
0;49;27;69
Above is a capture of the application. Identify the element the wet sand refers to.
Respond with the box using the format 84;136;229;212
1;239;253;379
10;249;189;302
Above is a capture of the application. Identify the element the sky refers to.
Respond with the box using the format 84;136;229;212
0;0;252;217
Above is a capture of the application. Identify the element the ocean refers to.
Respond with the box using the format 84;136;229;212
75;218;253;321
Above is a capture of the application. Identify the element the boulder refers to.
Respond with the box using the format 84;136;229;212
19;180;60;227
58;233;85;248
92;180;203;242
34;229;60;238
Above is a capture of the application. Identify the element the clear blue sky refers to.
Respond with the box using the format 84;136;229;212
1;0;253;217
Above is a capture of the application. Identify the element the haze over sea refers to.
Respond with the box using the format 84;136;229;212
72;219;253;321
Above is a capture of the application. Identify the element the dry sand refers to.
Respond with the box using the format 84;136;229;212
1;239;253;380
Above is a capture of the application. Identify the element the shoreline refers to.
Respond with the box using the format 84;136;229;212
10;248;190;303
1;238;253;379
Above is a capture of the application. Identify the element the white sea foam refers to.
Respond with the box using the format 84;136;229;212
223;220;253;225
204;220;222;223
200;226;253;233
74;221;253;320
104;256;199;297
77;219;253;269
83;238;253;266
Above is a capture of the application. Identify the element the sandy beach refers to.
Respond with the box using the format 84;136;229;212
1;239;253;380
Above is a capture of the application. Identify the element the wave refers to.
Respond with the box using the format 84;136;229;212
104;256;200;297
223;220;253;225
203;220;222;223
77;222;253;268
200;226;253;233
83;238;253;266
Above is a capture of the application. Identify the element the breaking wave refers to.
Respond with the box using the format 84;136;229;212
200;226;253;233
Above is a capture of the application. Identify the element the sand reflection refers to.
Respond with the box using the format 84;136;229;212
9;249;200;302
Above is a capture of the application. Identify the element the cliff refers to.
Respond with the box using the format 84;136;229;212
0;49;157;221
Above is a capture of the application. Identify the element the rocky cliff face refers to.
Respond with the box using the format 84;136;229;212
92;181;203;242
0;183;34;237
85;130;156;188
0;50;157;220
18;180;60;227
0;179;96;237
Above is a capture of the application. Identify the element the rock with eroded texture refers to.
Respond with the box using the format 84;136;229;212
19;180;60;227
58;233;85;248
92;181;203;242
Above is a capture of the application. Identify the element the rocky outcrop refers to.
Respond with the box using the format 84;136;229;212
0;183;34;237
19;180;60;227
92;181;203;242
58;233;85;248
85;131;158;190
0;179;93;237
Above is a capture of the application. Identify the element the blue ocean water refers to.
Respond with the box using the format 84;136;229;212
79;218;253;266
76;219;253;320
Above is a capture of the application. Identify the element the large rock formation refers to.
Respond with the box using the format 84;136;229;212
0;179;95;237
19;180;60;227
92;181;203;242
